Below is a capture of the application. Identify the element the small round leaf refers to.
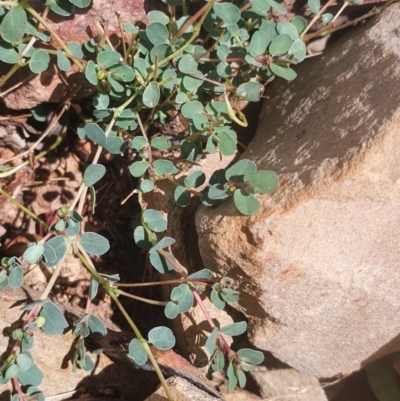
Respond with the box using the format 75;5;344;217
128;339;148;365
80;232;110;256
233;190;260;215
143;82;160;108
174;186;191;207
143;209;167;232
148;326;175;350
84;164;106;186
40;302;69;335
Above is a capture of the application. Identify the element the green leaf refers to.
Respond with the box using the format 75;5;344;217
269;63;297;80
17;351;34;371
143;209;167;232
249;31;270;57
184;171;206;188
291;16;307;34
366;358;400;401
134;58;149;82
5;363;20;380
165;302;179;319
236;82;264;102
220;321;247;336
0;40;19;63
17;364;43;386
133;226;152;249
225;160;256;182
208;184;229;200
104;136;126;154
84;123;107;146
146;22;169;46
277;21;299;40
237;348;264;365
216;61;231;78
180;140;202;162
83;164;106;186
69;0;91;8
178;54;198;74
56;50;71;71
181;101;203;119
80;232;110;256
213;3;241;25
140;179;154;193
68;41;84;58
0;6;27;44
174;186;191;207
147;10;169;25
170;284;194;313
149;251;175;273
308;0;320;14
128;339;148;365
211;289;226;309
97;50;121;68
188;269;213;279
218;130;237;156
162;69;177;90
132;136;148;150
43;236;68;267
23;243;45;264
234;190;260;215
149;237;175;253
49;0;75;16
85;60;98;85
183;72;204;93
124;22;138;33
89;278;99;300
221;287;239;303
153;159;178;176
148;326;175;350
248;0;270;16
109;65;135;82
212;349;225;372
88;314;107;338
143;81;160;108
227;360;238;391
269;34;292;56
40;302;69;335
244;171;279;193
151;136;171;150
205;328;219;356
237;369;247;388
8;266;23;288
288;39;307;63
322;13;333;25
266;0;287;14
29;50;50;74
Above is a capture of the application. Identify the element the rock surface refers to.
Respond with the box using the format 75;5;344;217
196;4;400;378
144;376;218;401
0;287;150;400
2;0;165;109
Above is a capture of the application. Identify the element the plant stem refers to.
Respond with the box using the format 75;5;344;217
114;289;168;305
21;0;84;71
0;63;22;88
0;187;49;229
39;250;69;300
301;0;336;38
108;292;174;401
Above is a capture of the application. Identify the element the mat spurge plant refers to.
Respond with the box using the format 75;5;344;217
0;0;379;399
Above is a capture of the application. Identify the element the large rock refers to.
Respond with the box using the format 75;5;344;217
196;4;400;378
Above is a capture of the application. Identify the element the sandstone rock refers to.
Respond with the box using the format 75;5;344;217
144;376;219;401
0;287;146;400
145;152;237;367
196;4;400;378
2;0;165;109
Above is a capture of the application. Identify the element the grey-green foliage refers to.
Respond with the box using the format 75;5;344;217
0;0;332;395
